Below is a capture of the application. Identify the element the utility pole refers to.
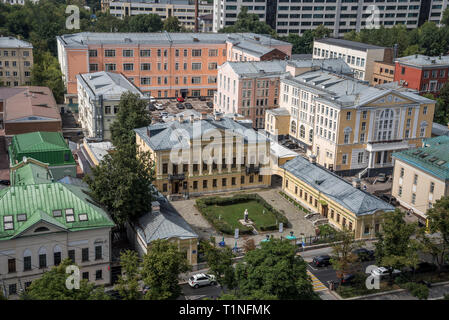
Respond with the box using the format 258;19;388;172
194;0;199;32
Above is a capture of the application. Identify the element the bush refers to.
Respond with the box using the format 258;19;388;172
403;282;429;300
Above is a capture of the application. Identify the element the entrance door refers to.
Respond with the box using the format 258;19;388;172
173;182;179;194
321;205;328;218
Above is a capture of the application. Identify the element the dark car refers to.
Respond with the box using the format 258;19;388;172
312;255;331;267
148;103;156;111
352;248;375;261
287;143;299;149
185;102;193;109
0;180;10;186
176;103;185;109
206;101;213;108
379;194;399;206
340;274;355;285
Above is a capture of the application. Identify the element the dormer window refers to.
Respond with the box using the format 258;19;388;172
53;210;62;217
17;213;27;222
79;214;88;221
65;209;75;222
4;215;14;230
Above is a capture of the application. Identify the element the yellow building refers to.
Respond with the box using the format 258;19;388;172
279;67;435;176
265;108;290;141
281;155;395;239
135;113;271;197
0;36;33;87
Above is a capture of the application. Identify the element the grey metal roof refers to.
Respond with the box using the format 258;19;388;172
135;115;267;151
135;200;197;243
266;108;290;116
0;36;33;49
288;58;353;75
226;60;287;77
432;122;449;137
58;32;288;48
282;156;395;216
314;38;386;51
396;54;449;68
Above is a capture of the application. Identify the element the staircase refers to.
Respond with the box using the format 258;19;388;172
358;167;369;179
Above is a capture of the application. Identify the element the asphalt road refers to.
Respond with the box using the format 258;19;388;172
180;283;225;300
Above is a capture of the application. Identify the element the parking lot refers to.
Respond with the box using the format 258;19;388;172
149;96;214;123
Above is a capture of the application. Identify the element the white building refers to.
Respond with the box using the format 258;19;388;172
76;71;149;141
313;38;392;82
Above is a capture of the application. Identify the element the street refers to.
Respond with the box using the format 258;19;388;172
180;283;225;300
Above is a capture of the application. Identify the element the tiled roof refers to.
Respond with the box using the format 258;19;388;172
282;156;395;216
314;38;386;51
393;136;449;181
0;36;33;49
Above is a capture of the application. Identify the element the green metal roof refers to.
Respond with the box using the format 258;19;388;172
10;161;53;186
9;132;76;167
0;163;115;240
392;136;449;181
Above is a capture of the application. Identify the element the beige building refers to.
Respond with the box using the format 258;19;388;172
265;108;290;141
135;113;271;197
279;65;435;176
281;155;395;239
371;61;395;86
0;36;33;87
391;136;449;223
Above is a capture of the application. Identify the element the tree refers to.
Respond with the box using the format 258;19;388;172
330;228;363;285
203;241;236;291
421;197;449;273
403;282;429;300
163;16;184;32
220;7;275;36
242;238;256;253
229;239;318;300
140;240;190;300
125;14;163;32
21;259;110;300
115;250;142;300
432;82;449;125
375;210;420;282
31;51;65;103
110;92;152;149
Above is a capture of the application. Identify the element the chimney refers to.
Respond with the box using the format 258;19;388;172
201;112;207;120
151;201;160;213
214;112;222;121
309;154;317;164
190;114;195;123
178;114;184;123
352;178;361;189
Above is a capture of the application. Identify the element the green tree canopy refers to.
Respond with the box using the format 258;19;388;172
31;51;65;103
220;7;275;36
163;16;184;32
115;250;142;300
124;14;163;32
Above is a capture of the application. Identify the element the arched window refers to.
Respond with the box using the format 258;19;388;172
23;249;32;271
300;125;305;139
291;120;297;134
54;245;62;266
34;226;50;233
38;247;47;269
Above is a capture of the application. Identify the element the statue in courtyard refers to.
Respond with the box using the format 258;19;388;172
244;209;249;222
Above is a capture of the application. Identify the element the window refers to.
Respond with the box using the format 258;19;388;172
192;49;202;56
96;269;103;280
241;175;245;184
79;213;88;221
65;209;75;222
232;177;236;185
83;272;89;280
105;64;116;71
89;64;98;72
364;226;370;235
222;178;227;187
342;154;348;165
413;174;418;185
193;181;198;189
430;182;435;193
54;252;61;266
95;246;102;260
24;255;31;271
398;186;402;197
8;258;16;273
89;49;98;57
82;248;89;262
3;215;13;230
203;180;208;188
123;63;134;71
39;253;47;268
412;193;416;204
122;49;133;57
400;167;404;178
346;112;351;120
423;106;428;115
140;63;151;71
68;250;75;263
17;213;27;222
140;49;151;57
192;62;202;70
104;49;115;57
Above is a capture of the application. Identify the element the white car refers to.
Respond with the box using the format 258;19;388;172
371;267;401;278
149;96;156;103
155;103;164;110
188;273;217;289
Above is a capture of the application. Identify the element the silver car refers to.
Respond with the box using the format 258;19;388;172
188;273;217;288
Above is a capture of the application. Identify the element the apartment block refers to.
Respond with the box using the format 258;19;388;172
103;0;213;31
77;71;149;141
0;36;33;87
214;60;288;129
214;0;446;36
394;54;449;95
278;63;435;176
135;113;272;197
56;32;292;103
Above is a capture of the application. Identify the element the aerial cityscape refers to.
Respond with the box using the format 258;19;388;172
2;0;449;308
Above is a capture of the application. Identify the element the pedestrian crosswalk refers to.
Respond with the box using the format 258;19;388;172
307;270;328;292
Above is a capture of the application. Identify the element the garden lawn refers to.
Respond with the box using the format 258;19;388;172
207;200;278;231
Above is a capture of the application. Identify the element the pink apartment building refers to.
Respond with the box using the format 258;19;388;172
214;60;288;129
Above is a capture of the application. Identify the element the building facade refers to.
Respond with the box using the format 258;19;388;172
264;107;290;141
103;0;213;31
281;155;395;239
279;66;435;175
394;54;449;95
391;136;449;223
77;71;149;141
56;32;292;103
0;159;115;298
214;60;287;129
135;113;272;197
371;61;395;86
0;36;33;87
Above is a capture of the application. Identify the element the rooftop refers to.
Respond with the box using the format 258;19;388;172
282;156;395;216
395;54;449;68
287;58;353;75
76;71;145;100
314;38;386;51
266;108;290;116
225;60;288;77
0;36;33;49
392;136;449;181
432;122;449;137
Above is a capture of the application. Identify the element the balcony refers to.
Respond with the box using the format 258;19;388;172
245;165;260;175
169;173;185;181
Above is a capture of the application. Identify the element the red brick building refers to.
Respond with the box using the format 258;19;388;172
394;54;449;96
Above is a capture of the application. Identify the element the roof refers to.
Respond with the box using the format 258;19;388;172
270;141;298;159
9;131;76;166
83;140;114;163
76;71;145;100
266;108;290;116
0;163;115;240
135;115;268;151
282;156;395;216
135;200;197;243
288;58;353;75
314;38;386;51
395;54;449;68
0;36;33;49
0;86;60;123
58;32;289;49
393;136;449;181
10;160;53;186
432;122;449;137
225;60;288;77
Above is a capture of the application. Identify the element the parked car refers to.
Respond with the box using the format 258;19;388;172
185;102;193;109
148;103;156;111
409;262;438;274
340;273;355;285
371;267;401;278
312;255;331;267
160;111;168;117
177;96;185;102
149;96;156;103
352;248;375;261
188;273;217;288
199;96;206;101
287;143;299;149
155;103;164;110
206;101;213;108
379;194;399;206
377;173;388;182
0;180;10;186
177;103;185;109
